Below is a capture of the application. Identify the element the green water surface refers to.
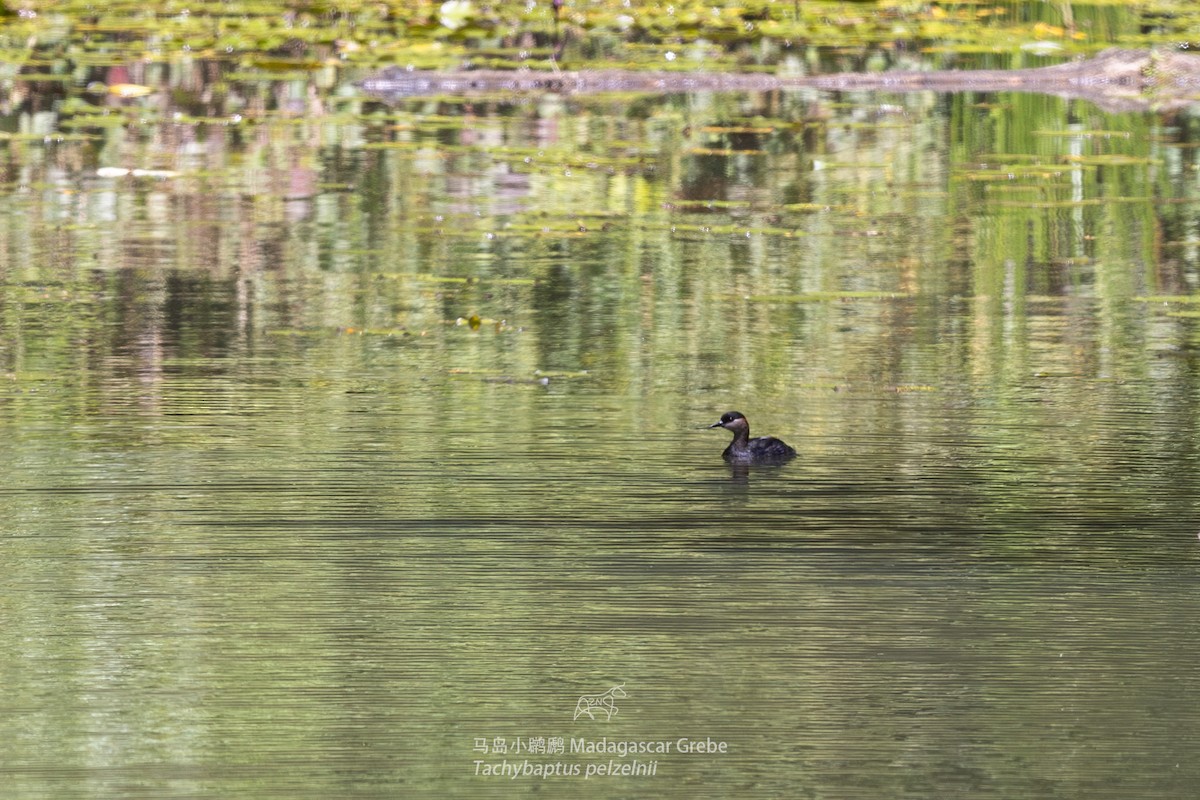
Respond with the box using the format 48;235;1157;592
3;4;1200;799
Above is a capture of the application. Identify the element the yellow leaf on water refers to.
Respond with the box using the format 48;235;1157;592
108;83;152;98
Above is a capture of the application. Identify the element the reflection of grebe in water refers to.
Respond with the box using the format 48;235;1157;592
708;411;796;464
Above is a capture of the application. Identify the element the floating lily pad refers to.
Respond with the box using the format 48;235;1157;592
669;200;754;210
1135;295;1200;304
721;291;909;302
1062;154;1157;166
993;199;1103;208
60;115;128;129
1034;129;1134;138
782;203;842;212
0;132;99;142
958;165;1087;181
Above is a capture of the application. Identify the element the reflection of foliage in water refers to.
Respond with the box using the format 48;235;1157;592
0;2;1195;471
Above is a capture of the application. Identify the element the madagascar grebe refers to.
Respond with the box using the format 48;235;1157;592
709;411;796;464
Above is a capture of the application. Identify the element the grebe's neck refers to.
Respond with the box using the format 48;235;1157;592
726;422;751;451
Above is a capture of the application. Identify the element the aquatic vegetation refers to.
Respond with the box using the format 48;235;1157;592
0;1;1194;79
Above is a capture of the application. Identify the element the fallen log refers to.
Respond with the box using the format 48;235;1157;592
359;48;1200;112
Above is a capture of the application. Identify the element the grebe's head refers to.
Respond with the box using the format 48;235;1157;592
709;411;748;431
